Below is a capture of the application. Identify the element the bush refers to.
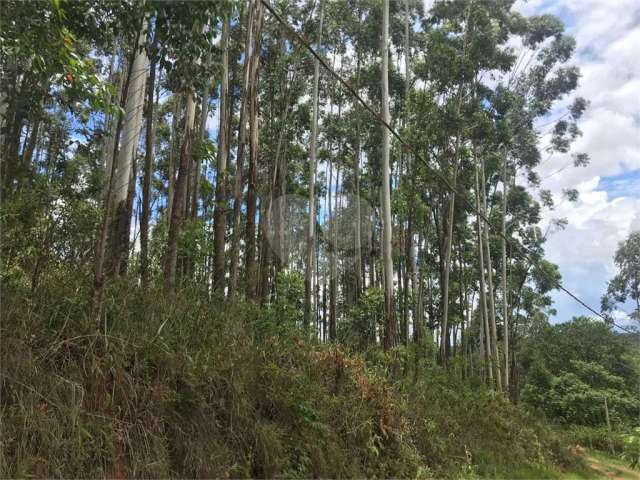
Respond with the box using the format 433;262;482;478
0;279;580;478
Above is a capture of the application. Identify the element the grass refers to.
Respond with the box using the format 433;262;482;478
0;278;585;478
583;450;640;480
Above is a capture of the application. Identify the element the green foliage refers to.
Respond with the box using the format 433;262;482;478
340;287;384;349
521;317;640;427
602;231;640;323
272;271;305;325
622;428;640;469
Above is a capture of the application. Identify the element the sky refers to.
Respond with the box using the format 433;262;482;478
513;0;640;327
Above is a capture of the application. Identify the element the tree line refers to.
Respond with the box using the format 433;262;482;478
2;0;593;397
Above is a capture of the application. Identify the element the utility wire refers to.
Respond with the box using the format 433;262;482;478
260;0;637;335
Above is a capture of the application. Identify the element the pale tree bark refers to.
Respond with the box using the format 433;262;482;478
109;22;148;276
354;138;363;298
403;0;415;348
329;161;340;341
381;0;396;351
326;141;336;340
92;17;144;319
140;23;158;288
229;4;255;295
481;157;503;391
167;96;181;223
501;152;510;392
304;1;324;326
475;163;494;387
213;15;230;292
440;164;457;361
164;90;196;294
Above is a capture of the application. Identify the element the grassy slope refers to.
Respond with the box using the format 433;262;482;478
1;280;588;478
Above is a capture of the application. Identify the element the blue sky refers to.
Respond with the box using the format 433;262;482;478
513;0;640;327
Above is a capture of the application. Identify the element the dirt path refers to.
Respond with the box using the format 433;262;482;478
585;455;640;480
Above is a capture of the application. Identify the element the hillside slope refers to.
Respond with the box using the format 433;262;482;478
1;282;585;478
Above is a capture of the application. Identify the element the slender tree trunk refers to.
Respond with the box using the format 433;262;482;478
330;161;340;340
354;140;363;299
501;152;510;393
481;156;502;391
164;90;196;294
304;0;324;326
213;15;230;292
381;0;396;351
229;5;254;295
192;57;211;220
440;165;457;363
104;66;126;201
244;0;263;298
167;96;180;223
415;232;424;343
140;24;158;288
327;144;336;340
402;0;414;349
476;163;494;387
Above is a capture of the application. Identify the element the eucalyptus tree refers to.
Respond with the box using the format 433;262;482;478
380;0;396;351
156;1;224;293
244;0;264;298
213;14;230;292
602;232;640;325
304;1;324;328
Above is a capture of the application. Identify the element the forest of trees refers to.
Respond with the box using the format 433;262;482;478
1;0;639;477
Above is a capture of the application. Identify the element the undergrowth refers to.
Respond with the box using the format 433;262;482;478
1;278;584;478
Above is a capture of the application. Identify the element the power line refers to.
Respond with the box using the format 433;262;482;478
260;0;636;335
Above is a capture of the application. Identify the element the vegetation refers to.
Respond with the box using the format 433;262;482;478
1;281;583;478
1;0;638;477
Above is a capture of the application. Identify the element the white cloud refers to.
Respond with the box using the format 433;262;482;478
513;0;640;326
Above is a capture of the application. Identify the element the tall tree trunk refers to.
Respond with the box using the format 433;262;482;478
304;1;324;325
481;156;502;391
164;90;196;294
167;96;181;223
403;0;417;347
501;152;510;393
108;22;148;277
213;15;230;292
330;161;340;340
440;166;457;363
354;40;364;299
92;24;140;319
354;139;363;299
381;0;395;351
327;144;336;341
103;45;125;200
415;232;424;344
476;163;494;387
192;57;211;220
229;3;254;295
244;0;263;299
140;24;158;288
